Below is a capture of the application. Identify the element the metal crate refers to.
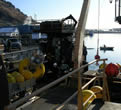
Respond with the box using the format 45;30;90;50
17;82;26;92
25;78;36;90
8;83;18;98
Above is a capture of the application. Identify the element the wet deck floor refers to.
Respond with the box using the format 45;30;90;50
88;101;121;110
17;85;77;110
60;99;121;110
16;70;121;110
16;84;121;110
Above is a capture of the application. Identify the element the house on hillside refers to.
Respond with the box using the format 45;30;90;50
0;27;19;37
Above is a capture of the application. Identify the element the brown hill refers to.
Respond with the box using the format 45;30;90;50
0;0;27;26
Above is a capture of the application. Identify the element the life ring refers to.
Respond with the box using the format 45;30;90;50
19;58;30;73
90;86;103;99
82;90;96;110
33;63;45;79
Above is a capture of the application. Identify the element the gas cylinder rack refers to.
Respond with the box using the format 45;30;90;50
1;47;45;101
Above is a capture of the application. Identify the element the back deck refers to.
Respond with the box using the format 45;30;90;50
16;83;121;110
13;69;121;110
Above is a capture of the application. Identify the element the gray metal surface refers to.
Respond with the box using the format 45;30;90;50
16;85;77;110
88;100;121;110
62;100;121;110
15;85;121;110
100;102;121;110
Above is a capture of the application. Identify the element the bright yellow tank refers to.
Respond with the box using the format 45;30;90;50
7;73;16;83
12;71;24;82
22;70;33;80
16;74;24;82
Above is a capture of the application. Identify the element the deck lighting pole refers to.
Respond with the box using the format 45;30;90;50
73;0;91;110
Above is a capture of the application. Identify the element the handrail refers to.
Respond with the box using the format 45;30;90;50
83;93;95;107
8;59;97;110
56;58;108;110
82;77;97;90
56;76;97;110
1;47;39;56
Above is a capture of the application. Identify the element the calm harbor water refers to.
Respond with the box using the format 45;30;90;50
84;33;121;70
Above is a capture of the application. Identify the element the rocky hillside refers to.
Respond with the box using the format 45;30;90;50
0;0;27;26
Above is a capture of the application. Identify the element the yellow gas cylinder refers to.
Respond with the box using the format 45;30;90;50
16;74;24;82
7;73;16;83
21;70;33;80
12;71;24;82
90;86;103;99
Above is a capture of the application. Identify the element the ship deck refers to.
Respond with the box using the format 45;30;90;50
16;84;121;110
16;70;121;110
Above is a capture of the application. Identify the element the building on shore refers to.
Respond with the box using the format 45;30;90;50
0;27;19;37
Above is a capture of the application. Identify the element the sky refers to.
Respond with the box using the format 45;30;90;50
6;0;121;29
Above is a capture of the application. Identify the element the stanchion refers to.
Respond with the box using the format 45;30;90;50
102;60;110;101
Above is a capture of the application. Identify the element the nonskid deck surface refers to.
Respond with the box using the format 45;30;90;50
62;99;121;110
16;70;121;110
88;100;121;110
17;85;77;110
16;83;121;110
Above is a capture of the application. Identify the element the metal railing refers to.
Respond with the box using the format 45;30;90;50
2;47;39;56
1;47;43;64
7;58;108;110
56;76;97;110
56;58;109;110
2;47;39;59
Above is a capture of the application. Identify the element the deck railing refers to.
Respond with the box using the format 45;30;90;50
7;58;108;110
1;47;45;65
56;58;109;110
2;47;39;59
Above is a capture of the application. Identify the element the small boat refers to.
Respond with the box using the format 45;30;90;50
87;48;94;50
85;31;93;37
100;45;114;51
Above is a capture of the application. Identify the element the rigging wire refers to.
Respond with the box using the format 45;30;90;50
95;0;101;65
97;0;100;56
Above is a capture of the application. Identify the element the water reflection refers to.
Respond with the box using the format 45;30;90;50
84;33;121;70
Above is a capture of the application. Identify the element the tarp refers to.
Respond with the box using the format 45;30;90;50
32;33;47;39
